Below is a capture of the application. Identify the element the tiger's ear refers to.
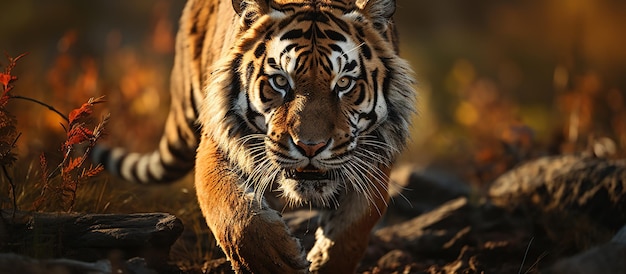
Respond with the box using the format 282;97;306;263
232;0;270;28
358;0;396;31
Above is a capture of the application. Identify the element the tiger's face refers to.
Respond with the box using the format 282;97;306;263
204;0;415;208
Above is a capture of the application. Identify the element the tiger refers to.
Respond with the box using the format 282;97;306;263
93;0;416;273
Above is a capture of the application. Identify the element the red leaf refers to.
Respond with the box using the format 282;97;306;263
82;165;104;178
0;73;16;91
63;157;83;174
63;126;94;151
1;52;27;90
67;96;106;126
68;103;93;126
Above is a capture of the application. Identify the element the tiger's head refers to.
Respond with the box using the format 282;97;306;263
201;0;416;208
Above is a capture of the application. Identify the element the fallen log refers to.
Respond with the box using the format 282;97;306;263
1;210;183;271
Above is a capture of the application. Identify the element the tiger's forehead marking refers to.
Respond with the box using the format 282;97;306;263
265;10;361;78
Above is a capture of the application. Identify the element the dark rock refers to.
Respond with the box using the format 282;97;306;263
489;155;626;249
376;249;414;271
373;197;471;256
361;195;532;273
1;210;183;271
0;253;162;274
545;243;626;274
385;165;470;225
545;225;626;274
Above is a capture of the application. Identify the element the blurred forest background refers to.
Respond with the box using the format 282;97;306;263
0;0;625;268
2;0;625;184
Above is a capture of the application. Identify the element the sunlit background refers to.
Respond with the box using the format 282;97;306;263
1;0;625;267
3;0;625;176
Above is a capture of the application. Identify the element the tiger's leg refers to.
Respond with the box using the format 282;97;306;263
194;136;309;273
307;165;391;273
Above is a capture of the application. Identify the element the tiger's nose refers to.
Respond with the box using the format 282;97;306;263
295;140;327;157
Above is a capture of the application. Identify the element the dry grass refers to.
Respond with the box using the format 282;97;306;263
0;52;217;270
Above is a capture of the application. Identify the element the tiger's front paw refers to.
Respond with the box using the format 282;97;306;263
220;209;309;273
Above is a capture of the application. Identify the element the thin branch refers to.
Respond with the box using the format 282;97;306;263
2;132;20;220
523;251;548;274
3;52;29;74
518;237;534;274
2;164;16;220
9;95;69;122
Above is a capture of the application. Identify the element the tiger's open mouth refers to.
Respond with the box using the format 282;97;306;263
279;165;340;206
285;165;330;181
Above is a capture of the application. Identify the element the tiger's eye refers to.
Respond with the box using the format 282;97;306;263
274;75;288;88
336;76;351;89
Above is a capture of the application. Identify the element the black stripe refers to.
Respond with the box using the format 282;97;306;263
314;25;325;39
246;108;264;132
285;43;298;52
229;55;243;105
371;68;379;92
324;29;346;42
361;44;372;60
319;56;332;74
294;54;311;74
326;12;351;34
264;30;275;40
268;58;280;70
298;11;318;23
270;149;297;162
353;84;366;106
354;25;365;38
348;118;358;129
281;29;304;40
272;2;298;14
316;44;331;55
270;139;291;151
302;27;313;40
258;81;269;103
167;136;194;161
189;87;200;121
322;55;334;72
358;111;377;130
316;12;330;24
113;152;124;178
147;162;160;183
329;44;342;53
344;60;358;72
254;43;266;58
357;68;380;132
128;158;141;183
97;148;115;171
159;150;193;171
